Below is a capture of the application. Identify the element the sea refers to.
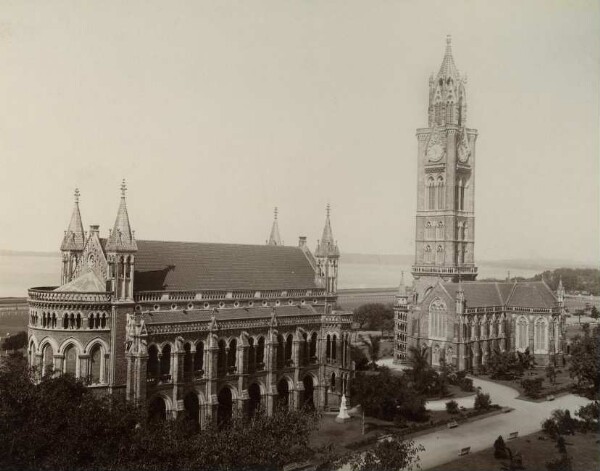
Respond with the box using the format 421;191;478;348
0;252;543;298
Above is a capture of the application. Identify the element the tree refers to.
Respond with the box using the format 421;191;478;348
407;346;437;394
342;434;423;471
358;334;381;370
0;356;319;471
555;435;567;454
569;325;600;392
488;349;522;380
353;303;394;332
574;401;600;431
350;344;369;371
474;390;492;410
1;331;27;352
546;364;557;385
445;400;459;415
494;435;508;459
521;378;544;399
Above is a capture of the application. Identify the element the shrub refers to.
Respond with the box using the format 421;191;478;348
459;377;474;392
445;400;459;415
521;377;544;398
474;391;492;410
494;435;507;459
542;417;559;438
575;401;600;431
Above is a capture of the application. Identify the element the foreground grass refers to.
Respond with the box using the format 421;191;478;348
429;430;600;471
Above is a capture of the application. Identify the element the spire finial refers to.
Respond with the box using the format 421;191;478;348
74;188;80;203
446;34;452;45
120;179;127;198
274;206;278;220
326;203;331;218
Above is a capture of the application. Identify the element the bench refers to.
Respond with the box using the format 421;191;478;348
447;421;459;429
508;431;519;440
459;447;471;456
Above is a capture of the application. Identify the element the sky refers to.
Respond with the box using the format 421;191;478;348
0;0;598;264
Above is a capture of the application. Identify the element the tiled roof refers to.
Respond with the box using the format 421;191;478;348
440;281;556;309
134;240;318;292
442;282;503;306
507;282;556;309
55;270;107;292
143;304;317;325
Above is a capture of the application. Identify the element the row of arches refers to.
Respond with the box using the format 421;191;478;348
148;374;318;427
146;332;322;383
425;221;445;240
31;311;108;330
423;245;445;264
516;316;550;353
426;176;445;210
29;336;109;384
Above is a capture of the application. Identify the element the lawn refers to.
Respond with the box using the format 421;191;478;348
478;366;573;402
429;430;600;471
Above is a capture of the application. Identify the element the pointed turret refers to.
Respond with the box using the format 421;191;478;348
315;204;340;258
314;204;339;295
61;188;85;251
456;276;465;315
267;207;282;246
60;188;86;284
556;278;565;306
106;180;136;301
398;271;407;297
437;35;460;80
106;180;137;252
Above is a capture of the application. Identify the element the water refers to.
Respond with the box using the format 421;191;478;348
0;253;541;298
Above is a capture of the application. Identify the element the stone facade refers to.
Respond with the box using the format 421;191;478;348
28;184;353;426
394;37;566;369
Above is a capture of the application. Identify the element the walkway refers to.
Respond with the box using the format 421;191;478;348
377;360;592;469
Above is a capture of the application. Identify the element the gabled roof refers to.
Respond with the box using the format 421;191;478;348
143;304;317;325
507;282;557;309
55;270;107;293
134;240;318;292
437;280;556;309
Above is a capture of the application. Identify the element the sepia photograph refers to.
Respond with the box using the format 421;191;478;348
0;1;598;470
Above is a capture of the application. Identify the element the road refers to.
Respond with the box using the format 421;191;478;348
378;359;592;470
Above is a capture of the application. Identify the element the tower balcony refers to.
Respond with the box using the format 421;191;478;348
28;288;112;304
411;265;478;277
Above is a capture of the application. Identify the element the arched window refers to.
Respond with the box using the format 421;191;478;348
248;337;256;373
257;337;265;369
217;340;227;376
63;344;77;377
228;338;237;373
42;344;54;376
63;314;68;329
276;334;285;369
285;334;293;366
425;221;433;240
310;333;317;361
76;313;81;329
332;335;337;362
89;344;103;384
147;345;159;379
326;334;331;362
516;317;529;351
436;245;444;265
101;313;107;329
424;245;433;263
427;177;435;209
534;318;548;353
183;342;193;377
437;176;444;209
194;341;204;373
428;299;447;339
436;222;444;240
160;344;171;377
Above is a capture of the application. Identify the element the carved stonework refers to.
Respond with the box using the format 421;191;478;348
74;233;108;282
457;127;471;163
426;127;447;162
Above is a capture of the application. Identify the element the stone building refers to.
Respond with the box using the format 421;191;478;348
394;37;566;369
27;183;353;426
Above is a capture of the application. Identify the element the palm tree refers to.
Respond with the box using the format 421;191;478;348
358;334;381;370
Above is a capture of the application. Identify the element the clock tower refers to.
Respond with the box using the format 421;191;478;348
412;36;478;298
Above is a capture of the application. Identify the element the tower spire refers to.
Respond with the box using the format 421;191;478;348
106;179;137;252
438;35;459;79
61;188;85;251
267;206;282;246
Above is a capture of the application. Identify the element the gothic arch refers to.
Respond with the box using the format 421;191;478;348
428;298;447;339
58;337;85;355
516;316;529;351
534;316;549;353
84;337;110;354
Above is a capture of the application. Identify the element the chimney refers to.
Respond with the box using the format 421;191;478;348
90;225;100;234
298;236;307;248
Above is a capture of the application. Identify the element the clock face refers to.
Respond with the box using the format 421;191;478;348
426;128;446;162
427;143;444;162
